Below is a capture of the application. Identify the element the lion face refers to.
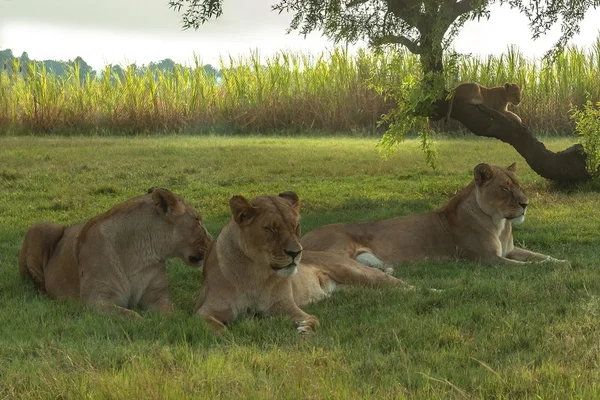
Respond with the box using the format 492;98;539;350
229;191;303;277
473;163;528;224
504;82;522;106
149;188;213;268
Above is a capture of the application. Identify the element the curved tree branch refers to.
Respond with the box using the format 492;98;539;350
348;0;370;6
443;98;590;183
371;34;421;53
451;0;481;19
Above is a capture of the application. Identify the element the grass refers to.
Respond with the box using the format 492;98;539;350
1;135;599;398
2;39;600;136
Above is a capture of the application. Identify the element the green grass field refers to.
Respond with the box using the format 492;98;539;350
1;136;599;399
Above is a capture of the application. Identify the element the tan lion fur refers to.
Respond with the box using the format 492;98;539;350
194;191;411;335
301;163;568;268
18;188;212;317
445;82;523;123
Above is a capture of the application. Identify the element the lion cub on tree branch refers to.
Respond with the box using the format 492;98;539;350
445;82;523;123
195;191;412;335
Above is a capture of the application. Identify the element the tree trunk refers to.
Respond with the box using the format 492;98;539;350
441;99;590;183
417;33;448;120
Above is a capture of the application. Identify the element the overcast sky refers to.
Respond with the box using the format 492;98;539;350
1;0;599;70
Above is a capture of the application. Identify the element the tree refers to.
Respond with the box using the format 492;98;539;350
169;0;600;183
73;56;95;82
1;49;14;71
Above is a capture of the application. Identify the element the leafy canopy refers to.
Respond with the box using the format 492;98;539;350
168;0;600;60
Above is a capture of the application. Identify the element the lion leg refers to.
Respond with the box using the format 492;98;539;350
503;110;522;123
199;313;228;335
194;286;207;312
270;298;319;334
139;267;175;315
80;272;142;318
318;254;413;290
469;91;484;105
86;297;143;318
195;299;235;335
507;247;569;265
477;254;532;266
18;222;65;291
355;252;394;275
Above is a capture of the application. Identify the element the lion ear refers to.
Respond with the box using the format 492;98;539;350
504;82;511;90
474;163;495;186
229;195;256;226
152;188;185;217
506;162;517;172
278;191;300;211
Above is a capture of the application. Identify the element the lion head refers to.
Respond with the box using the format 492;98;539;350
473;163;528;225
228;191;303;277
504;82;522;106
147;187;213;267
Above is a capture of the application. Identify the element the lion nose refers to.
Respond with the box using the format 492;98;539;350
285;249;302;259
519;202;528;210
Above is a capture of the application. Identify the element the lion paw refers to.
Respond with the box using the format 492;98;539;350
383;267;395;275
548;257;571;267
295;316;319;334
199;313;228;336
129;311;143;319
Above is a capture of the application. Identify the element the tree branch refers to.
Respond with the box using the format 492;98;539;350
347;0;370;7
443;98;590;183
451;0;479;20
386;0;424;19
371;34;421;54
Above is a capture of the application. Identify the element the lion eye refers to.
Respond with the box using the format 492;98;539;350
264;227;275;234
501;187;510;193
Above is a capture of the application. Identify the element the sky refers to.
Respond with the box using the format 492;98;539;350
0;0;599;70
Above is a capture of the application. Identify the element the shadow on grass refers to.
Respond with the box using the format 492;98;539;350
546;179;600;193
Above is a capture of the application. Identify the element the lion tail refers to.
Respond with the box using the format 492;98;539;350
18;222;65;291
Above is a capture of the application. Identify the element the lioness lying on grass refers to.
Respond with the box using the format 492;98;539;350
302;163;568;268
195;191;412;335
19;187;212;317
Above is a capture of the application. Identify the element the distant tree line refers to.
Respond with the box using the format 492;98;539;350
0;49;222;82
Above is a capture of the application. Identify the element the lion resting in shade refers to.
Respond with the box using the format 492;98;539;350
301;163;568;269
194;191;412;334
19;187;212;317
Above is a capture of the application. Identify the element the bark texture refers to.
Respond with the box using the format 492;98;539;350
441;98;590;183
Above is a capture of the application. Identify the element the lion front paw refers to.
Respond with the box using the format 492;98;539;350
295;316;319;334
199;314;228;336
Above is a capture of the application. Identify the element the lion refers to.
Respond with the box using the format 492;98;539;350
445;82;523;123
18;187;213;317
301;163;569;269
194;191;412;335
